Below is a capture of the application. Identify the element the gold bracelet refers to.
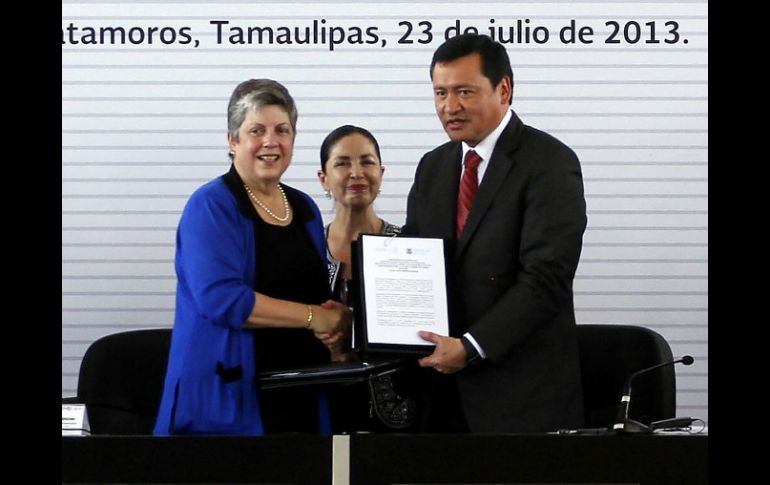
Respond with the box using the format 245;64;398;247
305;304;313;329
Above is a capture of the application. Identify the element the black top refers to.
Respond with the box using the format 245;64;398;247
251;188;331;372
222;166;332;433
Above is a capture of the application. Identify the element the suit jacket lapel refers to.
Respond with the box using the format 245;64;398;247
434;143;463;238
456;113;524;259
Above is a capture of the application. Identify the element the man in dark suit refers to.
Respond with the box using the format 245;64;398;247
402;34;587;433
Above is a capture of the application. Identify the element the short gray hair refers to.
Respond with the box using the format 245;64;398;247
227;79;298;141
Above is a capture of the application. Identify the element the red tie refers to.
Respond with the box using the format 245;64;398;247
456;150;481;238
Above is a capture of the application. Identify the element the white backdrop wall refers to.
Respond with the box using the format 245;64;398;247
62;1;708;424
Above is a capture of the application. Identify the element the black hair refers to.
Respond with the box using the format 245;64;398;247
430;33;513;105
319;125;382;172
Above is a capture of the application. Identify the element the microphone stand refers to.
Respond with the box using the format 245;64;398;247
612;355;694;434
614;417;651;434
613;390;652;434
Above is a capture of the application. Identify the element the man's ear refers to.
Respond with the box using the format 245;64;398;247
498;76;512;105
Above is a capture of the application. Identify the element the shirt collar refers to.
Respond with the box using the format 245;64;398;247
461;109;512;165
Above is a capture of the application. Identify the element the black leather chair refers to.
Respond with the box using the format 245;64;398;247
66;329;172;435
576;324;676;428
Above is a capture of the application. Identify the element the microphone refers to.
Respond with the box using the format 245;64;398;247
612;355;694;434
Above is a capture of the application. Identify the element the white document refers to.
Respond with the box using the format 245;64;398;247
62;403;91;436
360;235;449;346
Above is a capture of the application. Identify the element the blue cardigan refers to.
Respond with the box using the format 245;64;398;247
153;170;328;435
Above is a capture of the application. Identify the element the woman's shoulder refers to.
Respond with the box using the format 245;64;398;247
175;177;241;235
185;176;231;206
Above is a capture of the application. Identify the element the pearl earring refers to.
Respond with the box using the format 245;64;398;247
325;191;331;199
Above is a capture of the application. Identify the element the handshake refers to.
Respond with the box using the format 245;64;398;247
311;300;354;362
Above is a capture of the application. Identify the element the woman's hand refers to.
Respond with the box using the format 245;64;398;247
315;329;355;362
311;299;352;335
313;300;353;361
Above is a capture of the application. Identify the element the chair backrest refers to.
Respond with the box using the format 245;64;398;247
576;324;676;428
76;329;172;435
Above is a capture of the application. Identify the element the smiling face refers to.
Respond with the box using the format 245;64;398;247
228;104;294;186
318;132;384;210
432;53;511;147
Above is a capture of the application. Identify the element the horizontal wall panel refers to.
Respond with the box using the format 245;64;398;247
574;278;707;293
579;245;707;260
582;230;706;245
575;311;706;327
585;197;706;211
63;278;176;294
62;309;174;327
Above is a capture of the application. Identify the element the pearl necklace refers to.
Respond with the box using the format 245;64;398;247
244;184;291;222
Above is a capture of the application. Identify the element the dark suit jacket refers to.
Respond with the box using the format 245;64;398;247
403;111;587;433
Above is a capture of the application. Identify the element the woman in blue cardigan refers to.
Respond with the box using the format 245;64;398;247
153;79;352;435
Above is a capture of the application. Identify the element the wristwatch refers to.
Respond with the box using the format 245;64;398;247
460;336;482;366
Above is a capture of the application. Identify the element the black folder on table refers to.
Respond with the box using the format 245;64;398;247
259;358;411;389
